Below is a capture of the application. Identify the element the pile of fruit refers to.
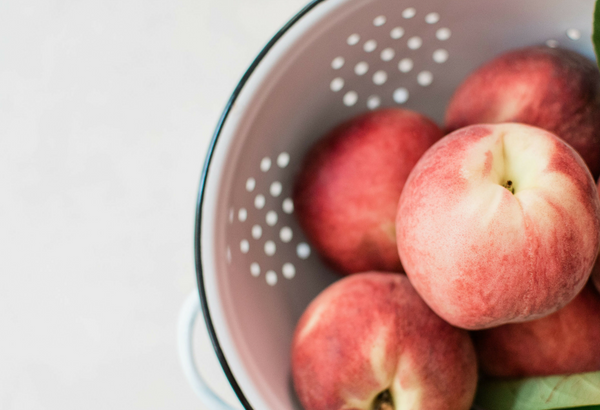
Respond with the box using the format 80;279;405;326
289;45;600;410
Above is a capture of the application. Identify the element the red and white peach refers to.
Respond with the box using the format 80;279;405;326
594;258;600;294
592;178;600;294
291;272;478;410
396;123;600;330
293;108;442;275
445;46;600;179
473;283;600;378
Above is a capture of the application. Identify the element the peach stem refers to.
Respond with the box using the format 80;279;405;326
502;179;515;194
372;389;394;410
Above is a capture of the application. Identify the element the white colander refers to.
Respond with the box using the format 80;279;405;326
178;0;597;409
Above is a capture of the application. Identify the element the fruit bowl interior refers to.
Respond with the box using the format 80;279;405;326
197;0;596;409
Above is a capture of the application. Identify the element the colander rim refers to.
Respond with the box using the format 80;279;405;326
194;0;326;409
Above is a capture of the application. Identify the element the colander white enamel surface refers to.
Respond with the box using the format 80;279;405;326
179;0;597;409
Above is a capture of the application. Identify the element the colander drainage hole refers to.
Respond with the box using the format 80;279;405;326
354;62;369;76
347;33;360;45
270;181;282;197
265;240;276;256
417;71;433;86
425;12;440;24
407;36;423;50
266;211;278;226
282;198;294;214
260;157;272;172
390;27;405;39
240;239;250;254
363;40;377;52
381;48;395;61
331;56;345;69
246;177;256;192
252;224;262;239
238;208;247;222
566;28;581;40
373;15;386;26
297;242;311;259
280;226;293;242
255;194;266;209
266;270;277;286
343;91;358;106
436;28;451;41
373;70;387;85
433;49;449;63
330;78;344;92
282;263;296;279
277;152;290;168
399;58;414;73
394;88;409;104
250;262;260;277
402;7;416;19
367;95;381;110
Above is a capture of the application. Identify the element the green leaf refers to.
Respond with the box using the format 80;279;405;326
474;371;600;410
594;0;600;68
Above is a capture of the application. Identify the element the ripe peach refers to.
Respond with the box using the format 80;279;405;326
473;283;600;378
397;123;600;330
291;272;478;410
293;108;442;275
591;178;600;294
594;259;600;294
594;268;600;293
445;46;600;179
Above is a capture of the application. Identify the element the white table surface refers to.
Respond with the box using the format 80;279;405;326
0;0;309;408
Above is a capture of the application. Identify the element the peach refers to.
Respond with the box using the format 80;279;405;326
591;178;600;294
445;46;600;179
473;283;600;378
593;264;600;294
293;108;442;275
593;256;600;294
396;123;600;330
291;272;478;410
